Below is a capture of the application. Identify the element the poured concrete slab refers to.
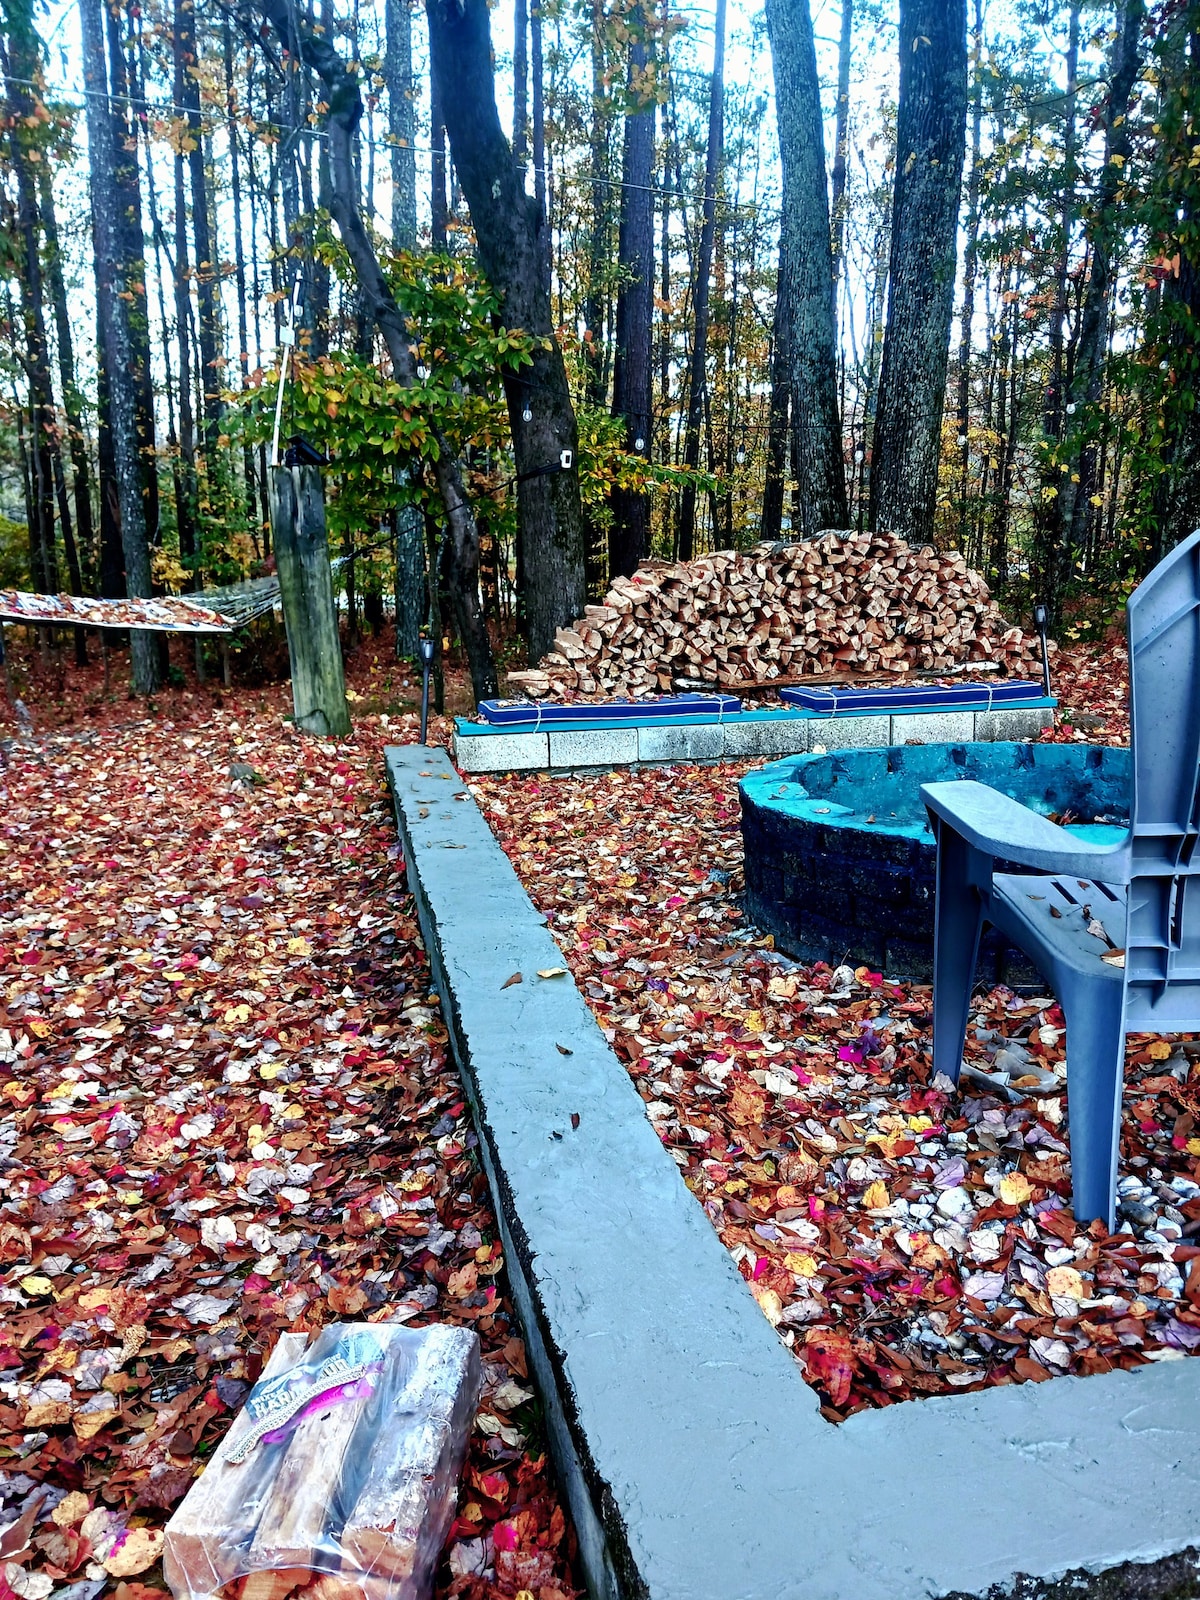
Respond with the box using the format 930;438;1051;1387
388;743;1200;1600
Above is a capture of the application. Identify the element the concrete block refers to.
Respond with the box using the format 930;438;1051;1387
453;730;549;773
974;706;1055;741
547;726;638;769
636;722;725;763
806;713;889;751
721;716;811;758
891;709;975;745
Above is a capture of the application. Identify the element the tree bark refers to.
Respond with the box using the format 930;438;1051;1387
1057;0;1145;588
869;0;967;542
105;0;159;552
270;466;352;737
386;0;418;247
430;58;449;251
175;0;223;453
765;0;848;535
676;0;726;561
80;0;160;692
38;167;94;619
954;0;984;547
761;246;790;542
829;0;854;307
2;20;59;598
609;3;655;577
512;0;528;172
426;0;586;662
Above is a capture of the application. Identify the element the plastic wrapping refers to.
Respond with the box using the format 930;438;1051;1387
164;1323;482;1600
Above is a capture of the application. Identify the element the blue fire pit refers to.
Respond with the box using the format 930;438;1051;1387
740;741;1129;982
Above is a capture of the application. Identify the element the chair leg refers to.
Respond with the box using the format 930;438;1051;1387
1062;986;1127;1230
930;818;987;1086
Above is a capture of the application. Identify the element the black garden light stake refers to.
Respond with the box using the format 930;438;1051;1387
1032;602;1052;698
419;635;436;745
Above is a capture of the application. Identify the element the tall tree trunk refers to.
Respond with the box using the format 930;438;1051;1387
609;4;656;577
761;248;790;543
1032;2;1080;617
176;0;223;454
2;21;59;598
426;0;587;662
430;57;449;250
225;16;258;526
256;0;497;701
37;168;90;660
954;0;984;547
676;0;726;562
869;0;967;541
105;0;159;553
829;0;854;308
80;0;159;692
1057;0;1145;593
386;0;418;246
766;0;847;535
1146;26;1200;559
172;0;199;579
581;0;611;409
385;0;423;656
531;0;547;281
512;0;528;172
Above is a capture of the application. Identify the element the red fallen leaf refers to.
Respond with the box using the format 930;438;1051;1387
802;1328;856;1408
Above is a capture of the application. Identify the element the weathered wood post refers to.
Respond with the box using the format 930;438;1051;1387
270;463;352;738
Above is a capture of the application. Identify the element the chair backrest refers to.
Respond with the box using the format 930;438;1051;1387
1125;528;1200;1027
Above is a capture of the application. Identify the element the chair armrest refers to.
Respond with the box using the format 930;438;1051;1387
921;780;1131;879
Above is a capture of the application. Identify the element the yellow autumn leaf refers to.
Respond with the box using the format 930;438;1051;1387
102;1527;165;1577
786;1252;820;1277
743;1010;765;1033
259;1062;285;1080
1147;1040;1172;1060
863;1180;891;1209
20;1275;53;1296
751;1283;783;1325
45;1082;76;1099
906;1115;933;1134
999;1172;1032;1207
223;1003;251;1023
1046;1265;1085;1300
1188;1138;1200;1158
536;967;568;979
286;938;312;956
163;970;186;983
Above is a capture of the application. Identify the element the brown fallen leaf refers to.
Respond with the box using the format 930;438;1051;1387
501;972;523;989
102;1527;165;1577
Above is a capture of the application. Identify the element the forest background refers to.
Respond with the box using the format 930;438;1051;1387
1;0;1198;698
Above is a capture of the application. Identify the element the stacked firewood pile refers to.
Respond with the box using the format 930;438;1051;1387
508;531;1047;699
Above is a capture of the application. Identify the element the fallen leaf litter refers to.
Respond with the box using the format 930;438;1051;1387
471;659;1200;1420
0;677;577;1600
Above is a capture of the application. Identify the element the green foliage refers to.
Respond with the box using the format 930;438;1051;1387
0;512;30;589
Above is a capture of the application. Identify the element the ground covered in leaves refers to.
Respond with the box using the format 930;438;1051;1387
472;649;1200;1421
0;650;576;1600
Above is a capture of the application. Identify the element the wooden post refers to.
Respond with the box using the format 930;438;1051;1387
270;463;352;737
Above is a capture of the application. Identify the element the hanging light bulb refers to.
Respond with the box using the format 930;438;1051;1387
736;446;746;466
634;436;646;452
956;434;968;449
854;449;864;465
1160;360;1171;372
522;405;533;423
1066;402;1076;415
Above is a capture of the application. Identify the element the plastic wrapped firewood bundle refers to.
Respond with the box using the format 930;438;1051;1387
164;1322;482;1600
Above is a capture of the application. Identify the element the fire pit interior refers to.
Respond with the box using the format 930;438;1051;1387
740;741;1130;982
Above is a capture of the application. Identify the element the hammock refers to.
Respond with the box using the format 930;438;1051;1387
0;589;231;634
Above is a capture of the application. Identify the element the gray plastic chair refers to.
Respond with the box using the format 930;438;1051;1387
922;530;1200;1227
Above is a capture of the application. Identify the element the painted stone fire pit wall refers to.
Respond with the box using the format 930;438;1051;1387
740;741;1130;982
